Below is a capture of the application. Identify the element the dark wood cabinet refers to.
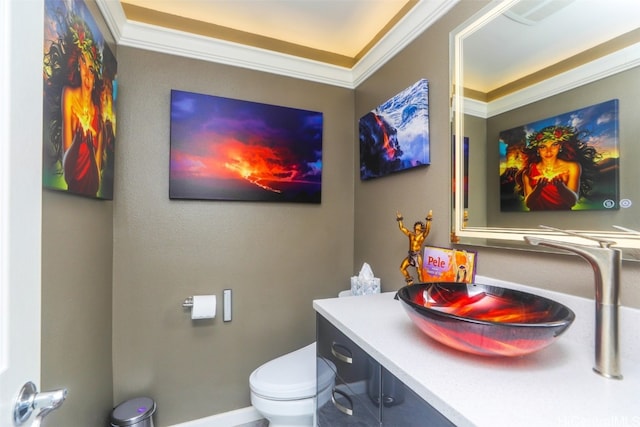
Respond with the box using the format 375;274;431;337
316;314;381;426
317;314;455;427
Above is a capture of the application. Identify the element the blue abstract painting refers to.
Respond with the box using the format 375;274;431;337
359;79;430;180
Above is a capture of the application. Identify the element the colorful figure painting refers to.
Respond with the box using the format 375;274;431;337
43;0;117;199
359;79;430;180
169;90;323;203
499;99;620;212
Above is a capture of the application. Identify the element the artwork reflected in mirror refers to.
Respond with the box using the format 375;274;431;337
499;99;620;212
359;79;430;180
452;136;470;209
43;0;118;200
169;90;323;203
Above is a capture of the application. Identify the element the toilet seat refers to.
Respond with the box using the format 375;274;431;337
250;342;335;401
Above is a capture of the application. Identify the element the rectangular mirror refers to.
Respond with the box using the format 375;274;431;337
451;0;640;259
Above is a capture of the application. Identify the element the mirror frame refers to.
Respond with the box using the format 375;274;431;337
450;0;640;254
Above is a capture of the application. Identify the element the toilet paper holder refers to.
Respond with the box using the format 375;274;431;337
182;295;217;320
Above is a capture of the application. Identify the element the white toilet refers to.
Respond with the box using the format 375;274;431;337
249;342;335;427
249;292;352;426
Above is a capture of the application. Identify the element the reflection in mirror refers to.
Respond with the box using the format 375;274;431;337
451;0;640;260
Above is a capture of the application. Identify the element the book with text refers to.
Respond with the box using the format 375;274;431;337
421;246;477;283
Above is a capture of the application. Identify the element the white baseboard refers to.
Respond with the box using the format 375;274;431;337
168;406;263;427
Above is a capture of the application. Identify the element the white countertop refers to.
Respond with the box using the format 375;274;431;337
313;276;640;427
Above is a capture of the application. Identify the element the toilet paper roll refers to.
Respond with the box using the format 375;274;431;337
191;295;216;320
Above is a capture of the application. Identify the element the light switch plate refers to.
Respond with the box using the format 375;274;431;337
223;289;232;322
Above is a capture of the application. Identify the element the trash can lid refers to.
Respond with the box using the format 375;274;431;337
111;397;156;426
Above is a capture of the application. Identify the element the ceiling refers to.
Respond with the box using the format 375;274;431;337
462;0;640;97
100;1;640;93
100;1;640;92
119;0;417;65
97;0;459;88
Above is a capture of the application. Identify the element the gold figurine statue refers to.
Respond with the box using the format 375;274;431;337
396;210;433;285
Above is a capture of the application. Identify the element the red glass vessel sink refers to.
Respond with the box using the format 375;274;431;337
396;282;575;357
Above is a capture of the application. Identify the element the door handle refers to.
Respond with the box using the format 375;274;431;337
13;381;68;426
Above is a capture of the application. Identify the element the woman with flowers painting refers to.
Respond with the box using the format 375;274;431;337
518;125;600;210
60;18;104;196
43;1;116;199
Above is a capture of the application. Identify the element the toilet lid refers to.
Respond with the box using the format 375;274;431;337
250;342;335;400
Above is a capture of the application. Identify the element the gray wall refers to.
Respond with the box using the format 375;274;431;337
354;2;484;287
111;48;354;425
42;192;114;425
353;1;640;306
39;1;640;426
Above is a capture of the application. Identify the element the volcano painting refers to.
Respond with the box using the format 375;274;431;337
170;90;323;203
359;79;430;180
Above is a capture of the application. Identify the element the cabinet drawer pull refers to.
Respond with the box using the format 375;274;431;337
331;389;353;416
331;342;353;364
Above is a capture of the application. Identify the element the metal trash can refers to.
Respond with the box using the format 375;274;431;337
110;397;156;427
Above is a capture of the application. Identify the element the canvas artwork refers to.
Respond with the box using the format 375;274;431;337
43;0;117;199
462;137;469;208
169;90;323;203
452;136;470;209
359;79;430;180
499;99;620;212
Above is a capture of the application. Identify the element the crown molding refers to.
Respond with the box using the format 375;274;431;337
351;0;459;87
463;41;640;119
96;0;459;89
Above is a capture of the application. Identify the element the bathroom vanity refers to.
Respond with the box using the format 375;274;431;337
316;314;454;426
313;276;640;427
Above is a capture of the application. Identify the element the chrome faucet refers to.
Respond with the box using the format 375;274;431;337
524;225;623;380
